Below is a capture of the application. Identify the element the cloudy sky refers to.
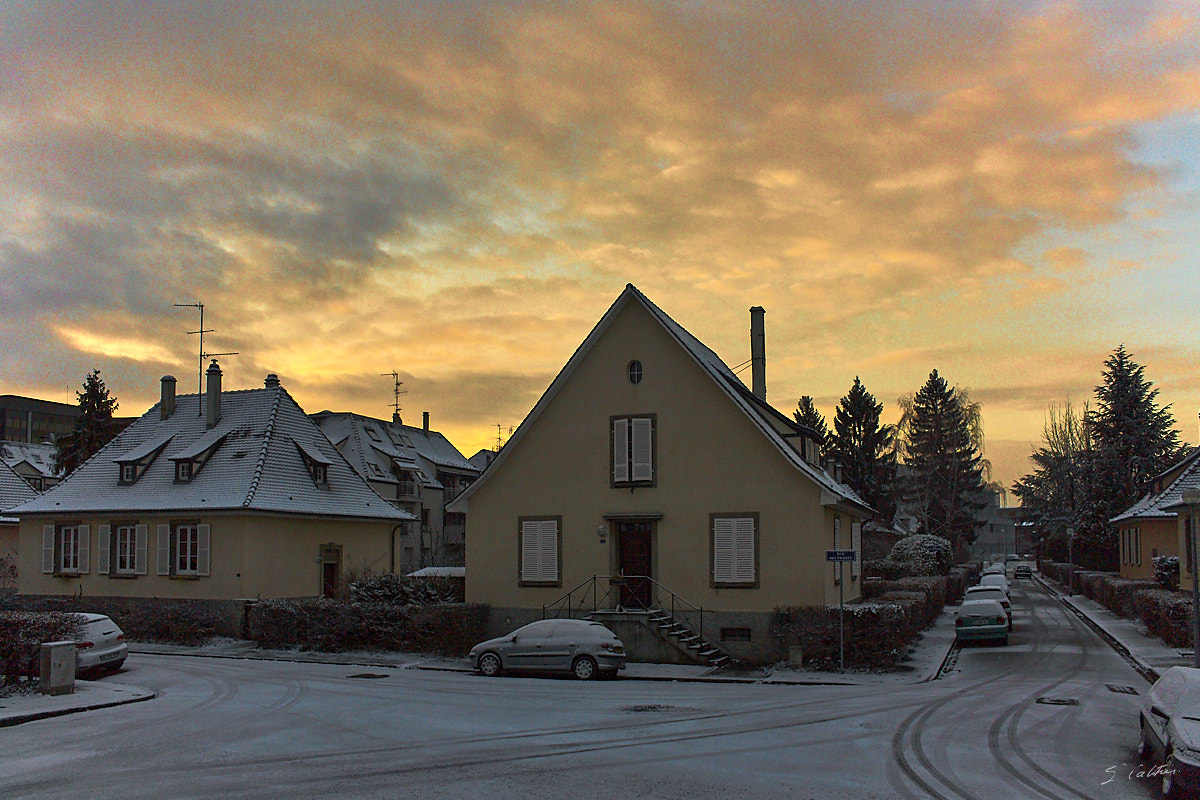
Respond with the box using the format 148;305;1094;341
2;1;1198;494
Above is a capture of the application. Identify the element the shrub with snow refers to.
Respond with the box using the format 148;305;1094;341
887;534;953;576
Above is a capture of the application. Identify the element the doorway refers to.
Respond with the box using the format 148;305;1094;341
321;545;342;599
616;520;653;609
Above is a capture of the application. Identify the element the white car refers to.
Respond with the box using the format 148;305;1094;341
979;573;1010;597
1139;666;1200;797
964;585;1012;629
468;618;627;680
74;613;128;676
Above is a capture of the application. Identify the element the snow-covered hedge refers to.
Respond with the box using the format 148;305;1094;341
0;611;82;682
1154;555;1180;590
1133;590;1194;649
349;574;463;605
0;596;222;644
247;600;489;656
888;534;953;576
862;558;910;581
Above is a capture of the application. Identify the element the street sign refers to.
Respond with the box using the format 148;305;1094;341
826;550;856;562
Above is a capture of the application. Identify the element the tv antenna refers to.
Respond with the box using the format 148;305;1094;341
382;371;407;422
495;423;514;451
174;302;239;414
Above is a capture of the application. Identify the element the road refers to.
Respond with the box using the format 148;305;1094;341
0;580;1165;799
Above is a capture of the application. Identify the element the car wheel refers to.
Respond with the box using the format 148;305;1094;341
477;652;502;677
1163;754;1177;798
572;655;598;681
1139;723;1153;760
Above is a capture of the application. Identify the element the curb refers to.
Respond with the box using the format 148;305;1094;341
0;689;155;728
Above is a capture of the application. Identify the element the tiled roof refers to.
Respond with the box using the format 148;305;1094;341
0;459;37;521
451;284;871;514
7;383;412;522
1111;450;1200;523
0;440;59;480
311;412;478;491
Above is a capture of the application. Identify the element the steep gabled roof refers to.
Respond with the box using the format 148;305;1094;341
7;383;412;522
0;440;59;480
0;459;37;522
451;284;870;514
311;412;478;491
1112;449;1200;523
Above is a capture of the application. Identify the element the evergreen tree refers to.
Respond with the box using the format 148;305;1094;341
829;377;896;523
1012;399;1094;550
54;369;119;477
793;395;829;457
901;369;986;553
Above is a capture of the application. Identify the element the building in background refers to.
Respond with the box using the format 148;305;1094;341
0;395;78;444
311;411;478;570
0;441;61;492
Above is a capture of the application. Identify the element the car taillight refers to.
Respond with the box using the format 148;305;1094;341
76;641;94;650
117;634;125;641
996;617;1006;625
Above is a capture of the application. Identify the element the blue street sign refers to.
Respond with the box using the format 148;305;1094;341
826;549;856;562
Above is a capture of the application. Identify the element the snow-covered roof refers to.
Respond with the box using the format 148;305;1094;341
407;566;465;577
1112;450;1200;523
6;381;413;522
0;459;37;522
311;412;478;491
450;283;871;515
0;440;59;480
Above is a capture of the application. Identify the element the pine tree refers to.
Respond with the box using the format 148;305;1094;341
793;395;829;457
54;369;119;477
901;369;986;553
829;377;896;523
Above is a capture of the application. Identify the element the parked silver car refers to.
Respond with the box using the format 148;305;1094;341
1139;666;1200;797
468;619;627;680
74;613;128;676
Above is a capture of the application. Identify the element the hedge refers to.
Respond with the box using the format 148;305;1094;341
862;559;911;581
0;611;83;683
1133;590;1195;649
0;596;222;645
247;600;489;656
349;574;464;605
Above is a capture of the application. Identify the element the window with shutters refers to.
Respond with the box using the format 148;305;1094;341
518;516;561;587
851;520;862;579
156;521;210;578
711;514;757;588
41;522;89;576
96;521;148;577
611;415;655;488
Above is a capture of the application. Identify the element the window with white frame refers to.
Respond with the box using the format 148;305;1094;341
156;522;210;578
96;522;148;576
712;515;756;587
612;415;655;486
116;525;137;574
519;517;560;586
40;523;89;575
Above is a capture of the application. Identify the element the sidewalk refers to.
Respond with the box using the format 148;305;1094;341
0;610;959;727
1036;574;1191;681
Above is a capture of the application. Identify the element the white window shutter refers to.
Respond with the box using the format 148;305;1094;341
97;524;111;575
851;521;862;578
135;524;148;575
157;524;171;575
631;418;653;482
834;516;841;549
42;525;55;574
613;419;629;483
733;517;755;582
713;518;734;583
77;525;90;574
197;523;211;577
521;521;539;582
538;520;558;582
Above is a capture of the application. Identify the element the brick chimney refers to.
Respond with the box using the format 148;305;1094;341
264;373;280;388
205;360;222;429
423;411;429;433
750;306;766;401
160;375;176;419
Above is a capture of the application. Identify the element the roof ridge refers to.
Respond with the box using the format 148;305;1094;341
243;387;283;507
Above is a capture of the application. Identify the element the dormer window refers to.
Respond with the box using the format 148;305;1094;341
312;463;328;484
121;464;137;483
170;430;226;484
115;432;174;485
176;460;194;482
294;439;333;487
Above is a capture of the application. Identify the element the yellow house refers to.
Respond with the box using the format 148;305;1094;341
1112;451;1198;582
10;365;413;606
1;459;37;591
448;285;872;663
1156;452;1200;593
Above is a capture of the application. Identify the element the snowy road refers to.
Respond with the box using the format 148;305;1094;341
1;581;1163;799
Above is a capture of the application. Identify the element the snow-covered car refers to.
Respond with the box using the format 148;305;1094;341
1139;666;1200;797
979;573;1010;597
982;563;1005;576
1013;563;1034;579
964;585;1012;629
955;599;1008;646
468;619;626;680
74;613;128;676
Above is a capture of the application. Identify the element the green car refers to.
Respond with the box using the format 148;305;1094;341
955;599;1009;645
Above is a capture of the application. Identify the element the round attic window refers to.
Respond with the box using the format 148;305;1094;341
627;360;643;384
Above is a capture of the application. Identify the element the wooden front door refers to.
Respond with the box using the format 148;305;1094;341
321;545;341;599
617;520;653;609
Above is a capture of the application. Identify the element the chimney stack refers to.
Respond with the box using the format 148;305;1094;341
160;375;176;420
423;411;429;433
264;373;280;388
750;306;766;401
205;359;222;429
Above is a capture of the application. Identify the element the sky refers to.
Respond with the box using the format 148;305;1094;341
2;1;1199;497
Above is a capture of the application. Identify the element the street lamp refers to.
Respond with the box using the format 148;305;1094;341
1181;488;1200;670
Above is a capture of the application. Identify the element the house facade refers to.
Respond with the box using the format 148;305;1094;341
1111;451;1199;582
1;459;37;591
10;365;412;604
1;440;61;492
449;285;872;663
311;411;478;570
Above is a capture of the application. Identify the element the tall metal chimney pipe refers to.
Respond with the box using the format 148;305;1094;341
750;306;766;401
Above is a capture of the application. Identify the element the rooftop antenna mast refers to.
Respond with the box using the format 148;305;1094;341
175;302;239;414
496;423;514;452
382;371;407;422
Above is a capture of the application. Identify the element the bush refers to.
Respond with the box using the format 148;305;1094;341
1096;576;1158;618
0;596;221;645
862;559;910;581
247;600;489;656
1133;590;1195;649
349;574;464;605
0;611;83;683
888;534;953;577
1155;556;1180;590
771;592;934;670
